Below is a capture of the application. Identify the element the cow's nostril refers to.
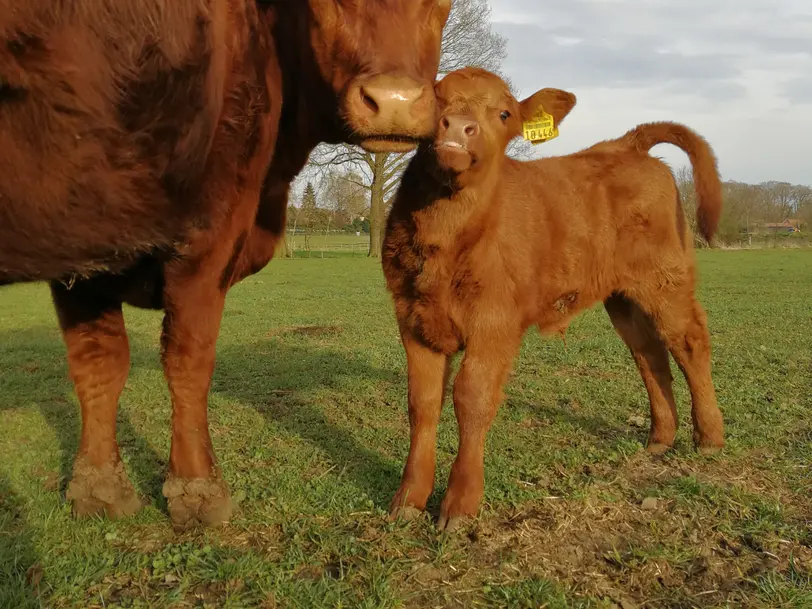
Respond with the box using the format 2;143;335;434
360;88;380;114
441;117;450;129
464;124;477;136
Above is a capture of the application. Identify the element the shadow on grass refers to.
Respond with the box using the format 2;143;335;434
0;476;41;609
0;320;668;519
213;339;404;507
524;395;648;449
0;326;166;500
0;325;404;512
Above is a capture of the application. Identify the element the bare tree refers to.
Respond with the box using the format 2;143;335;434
321;169;368;224
675;168;812;245
674;165;700;242
305;0;515;257
308;148;408;256
299;181;318;257
438;0;506;75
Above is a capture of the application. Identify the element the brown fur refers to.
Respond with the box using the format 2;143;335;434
0;0;451;527
382;68;726;531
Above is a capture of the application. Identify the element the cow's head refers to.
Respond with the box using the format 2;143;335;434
305;0;452;152
432;68;576;183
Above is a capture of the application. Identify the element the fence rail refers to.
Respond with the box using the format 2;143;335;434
286;239;371;257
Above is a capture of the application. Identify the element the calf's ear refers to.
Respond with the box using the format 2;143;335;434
519;89;577;126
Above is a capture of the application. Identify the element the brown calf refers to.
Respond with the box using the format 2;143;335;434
0;0;452;528
383;67;726;531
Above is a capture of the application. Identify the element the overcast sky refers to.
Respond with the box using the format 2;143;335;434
490;0;812;185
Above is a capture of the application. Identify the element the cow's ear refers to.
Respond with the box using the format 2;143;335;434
519;89;577;126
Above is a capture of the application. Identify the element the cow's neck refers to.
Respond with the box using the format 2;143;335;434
267;3;343;186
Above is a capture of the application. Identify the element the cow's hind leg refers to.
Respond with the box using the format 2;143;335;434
605;293;679;454
51;281;143;519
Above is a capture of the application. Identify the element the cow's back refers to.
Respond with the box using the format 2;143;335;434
0;0;246;283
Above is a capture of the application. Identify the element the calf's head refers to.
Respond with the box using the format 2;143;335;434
432;68;576;183
305;0;452;152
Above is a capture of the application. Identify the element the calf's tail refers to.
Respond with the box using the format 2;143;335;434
623;121;722;242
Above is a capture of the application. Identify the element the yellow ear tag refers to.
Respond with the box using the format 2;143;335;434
522;107;559;145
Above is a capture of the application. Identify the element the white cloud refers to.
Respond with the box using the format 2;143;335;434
489;0;812;184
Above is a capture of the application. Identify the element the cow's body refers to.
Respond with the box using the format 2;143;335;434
0;0;452;528
383;68;726;531
0;1;275;283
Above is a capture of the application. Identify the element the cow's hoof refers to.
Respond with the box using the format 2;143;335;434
162;475;233;530
66;457;144;520
388;505;424;523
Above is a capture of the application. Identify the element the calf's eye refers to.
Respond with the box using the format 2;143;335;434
500;110;511;122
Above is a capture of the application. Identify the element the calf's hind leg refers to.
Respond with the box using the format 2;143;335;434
51;281;143;519
604;293;679;454
629;289;725;454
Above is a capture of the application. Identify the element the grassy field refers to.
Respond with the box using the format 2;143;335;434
1;249;810;608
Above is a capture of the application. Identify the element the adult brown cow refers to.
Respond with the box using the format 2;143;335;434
0;0;452;529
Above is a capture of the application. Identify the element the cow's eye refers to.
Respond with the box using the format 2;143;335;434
500;110;511;122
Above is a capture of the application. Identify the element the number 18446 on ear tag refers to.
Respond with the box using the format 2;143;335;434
522;107;559;145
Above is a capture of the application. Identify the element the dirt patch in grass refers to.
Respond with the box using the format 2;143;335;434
389;451;811;608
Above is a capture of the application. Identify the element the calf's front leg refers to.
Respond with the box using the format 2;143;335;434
439;332;520;531
389;334;450;520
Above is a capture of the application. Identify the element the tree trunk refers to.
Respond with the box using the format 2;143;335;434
368;152;389;258
322;215;332;258
289;215;299;258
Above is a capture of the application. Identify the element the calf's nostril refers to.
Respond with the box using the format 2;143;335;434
464;124;477;137
441;117;450;129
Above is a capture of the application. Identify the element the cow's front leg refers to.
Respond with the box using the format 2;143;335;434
51;280;143;519
159;244;243;529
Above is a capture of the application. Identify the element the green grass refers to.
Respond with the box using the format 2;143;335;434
1;249;810;608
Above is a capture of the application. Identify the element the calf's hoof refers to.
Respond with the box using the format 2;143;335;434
436;513;473;533
645;441;673;456
694;431;724;456
66;457;144;520
437;492;479;533
388;505;424;523
163;475;233;530
696;442;724;456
